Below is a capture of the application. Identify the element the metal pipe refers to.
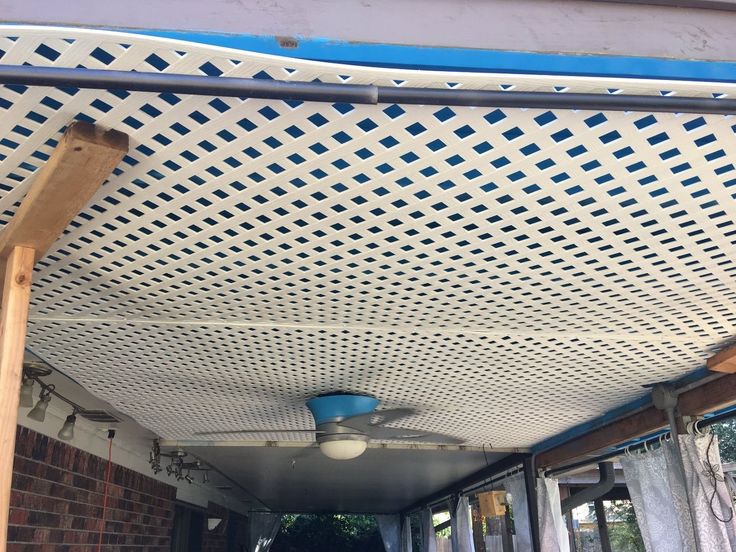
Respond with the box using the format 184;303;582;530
462;466;524;497
379;86;736;114
2;64;736;114
433;519;451;534
0;65;377;104
401;452;529;515
523;456;542;552
421;467;525;514
560;462;615;513
652;384;701;552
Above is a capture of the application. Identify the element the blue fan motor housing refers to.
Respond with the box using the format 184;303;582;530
306;394;380;425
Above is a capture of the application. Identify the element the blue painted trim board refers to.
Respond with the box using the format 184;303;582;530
128;29;736;83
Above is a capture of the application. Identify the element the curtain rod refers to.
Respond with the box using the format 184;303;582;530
544;407;736;478
1;65;735;114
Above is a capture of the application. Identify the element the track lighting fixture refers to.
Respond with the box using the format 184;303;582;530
20;363;102;444
19;377;35;408
27;386;53;422
57;412;78;441
149;440;210;485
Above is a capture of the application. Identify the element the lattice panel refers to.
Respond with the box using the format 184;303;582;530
26;321;709;446
1;26;735;448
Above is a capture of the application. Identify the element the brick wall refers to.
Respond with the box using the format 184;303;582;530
9;426;176;552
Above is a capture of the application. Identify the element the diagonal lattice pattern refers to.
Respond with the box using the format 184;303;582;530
0;26;734;447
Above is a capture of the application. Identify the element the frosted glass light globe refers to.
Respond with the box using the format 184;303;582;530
319;439;368;460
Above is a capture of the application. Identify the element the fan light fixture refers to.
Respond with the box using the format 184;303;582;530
318;439;368;460
195;393;464;462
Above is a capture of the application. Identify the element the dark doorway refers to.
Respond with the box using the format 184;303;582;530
171;503;205;552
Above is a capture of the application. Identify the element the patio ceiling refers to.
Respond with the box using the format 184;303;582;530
182;445;510;513
1;26;735;456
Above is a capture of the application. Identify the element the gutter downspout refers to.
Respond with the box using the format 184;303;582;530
559;462;615;513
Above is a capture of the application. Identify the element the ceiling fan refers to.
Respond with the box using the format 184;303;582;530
194;393;464;460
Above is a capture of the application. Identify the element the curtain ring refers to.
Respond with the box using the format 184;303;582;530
694;419;709;436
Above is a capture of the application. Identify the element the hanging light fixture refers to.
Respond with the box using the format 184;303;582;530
27;385;54;422
19;377;35;408
57;412;77;441
21;364;122;447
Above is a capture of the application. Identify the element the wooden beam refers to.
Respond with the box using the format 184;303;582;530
0;122;127;552
678;373;736;415
0;246;35;551
707;345;736;373
538;348;736;469
0;121;128;271
536;406;667;469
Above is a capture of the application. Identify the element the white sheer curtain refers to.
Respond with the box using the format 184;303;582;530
248;512;281;552
504;473;533;552
681;433;736;550
621;441;694;552
450;496;475;552
402;515;413;552
536;477;570;552
420;508;437;552
622;434;736;552
377;515;402;552
376;514;414;552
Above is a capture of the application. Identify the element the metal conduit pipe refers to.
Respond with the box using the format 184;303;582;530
1;64;736;114
560;462;616;513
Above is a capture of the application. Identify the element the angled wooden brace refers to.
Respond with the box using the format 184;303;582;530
0;122;128;552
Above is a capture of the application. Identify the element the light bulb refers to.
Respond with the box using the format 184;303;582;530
27;394;51;422
57;414;76;441
19;379;34;408
319;439;368;460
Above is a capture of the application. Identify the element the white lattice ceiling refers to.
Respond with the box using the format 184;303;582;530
1;26;735;448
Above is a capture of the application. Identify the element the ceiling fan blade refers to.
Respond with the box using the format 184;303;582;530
339;408;416;432
364;425;465;445
289;443;319;466
193;429;324;436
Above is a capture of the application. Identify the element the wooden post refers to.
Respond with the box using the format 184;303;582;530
0;246;35;552
0;121;127;552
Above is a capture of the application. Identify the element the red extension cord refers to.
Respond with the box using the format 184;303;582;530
97;435;114;552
